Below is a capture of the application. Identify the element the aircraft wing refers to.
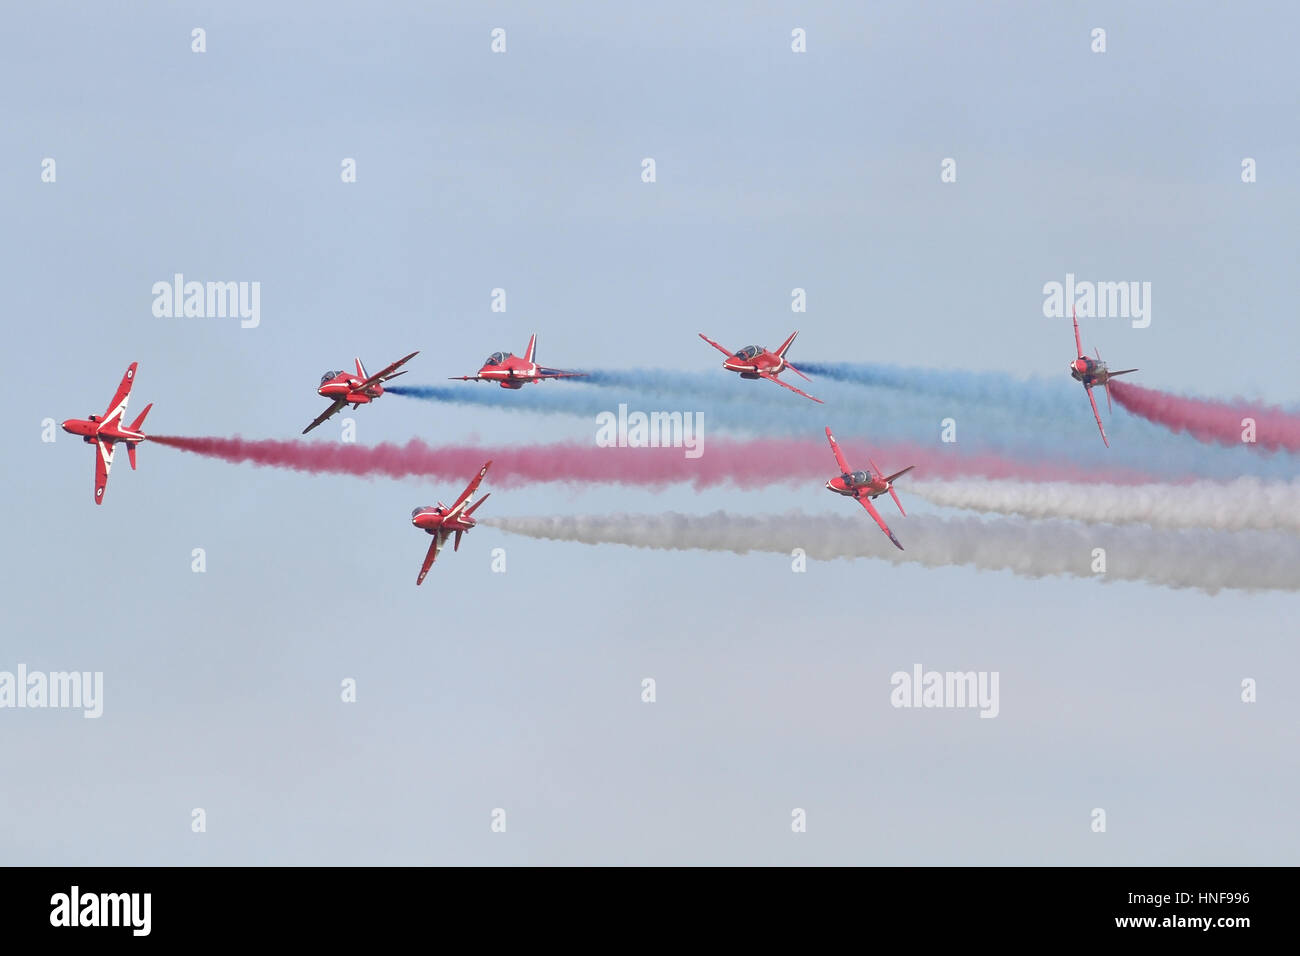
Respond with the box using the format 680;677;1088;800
101;362;138;428
301;398;347;435
857;494;904;550
760;371;823;404
94;440;115;505
445;461;492;521
448;374;486;382
416;531;445;585
357;351;419;391
825;427;852;474
537;367;586;379
698;333;735;359
1072;306;1084;359
1085;385;1109;447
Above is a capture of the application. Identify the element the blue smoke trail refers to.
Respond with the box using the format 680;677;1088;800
387;383;615;418
386;378;1297;481
798;362;1076;415
581;369;1296;479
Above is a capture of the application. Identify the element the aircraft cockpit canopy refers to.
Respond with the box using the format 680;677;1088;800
320;370;344;384
484;352;509;366
732;345;763;360
850;470;871;485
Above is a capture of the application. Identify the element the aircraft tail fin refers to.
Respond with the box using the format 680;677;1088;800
464;492;491;516
355;357;368;380
523;334;537;365
884;464;915;485
128;402;152;433
127;443;138;471
454;529;463;552
872;458;911;516
775;331;799;359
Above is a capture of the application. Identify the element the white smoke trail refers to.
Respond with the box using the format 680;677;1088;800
909;478;1300;535
482;511;1300;593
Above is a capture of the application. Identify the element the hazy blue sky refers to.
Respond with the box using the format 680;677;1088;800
2;1;1297;864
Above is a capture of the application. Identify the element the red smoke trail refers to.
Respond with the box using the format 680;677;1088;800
1110;382;1300;453
149;434;1159;488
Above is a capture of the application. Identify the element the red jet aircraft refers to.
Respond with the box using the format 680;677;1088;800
302;351;419;434
450;334;584;388
1068;306;1137;447
411;461;493;584
61;362;153;505
824;427;914;550
698;331;822;403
